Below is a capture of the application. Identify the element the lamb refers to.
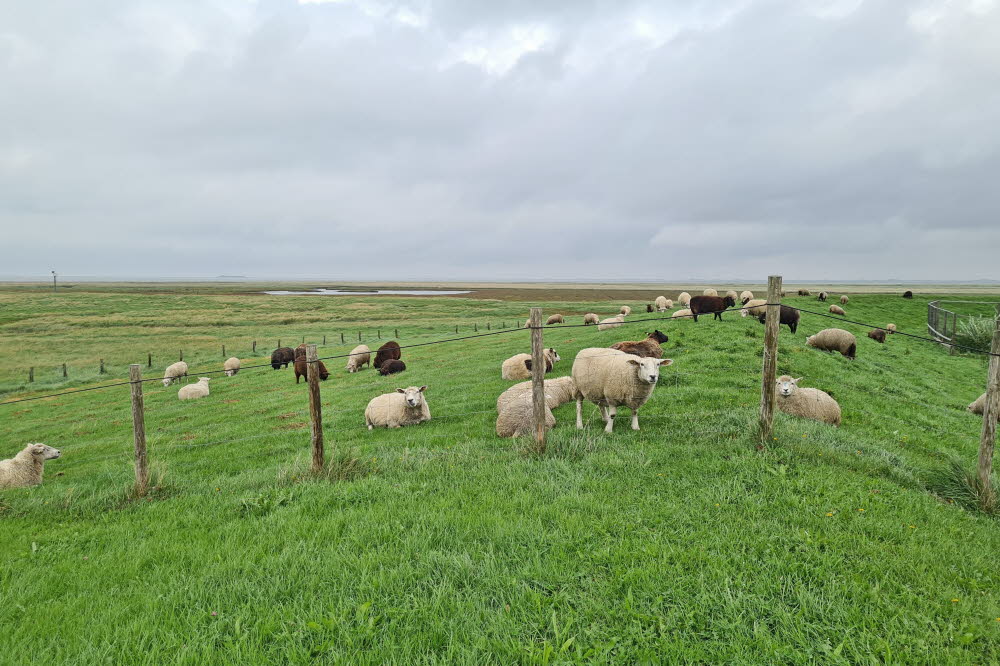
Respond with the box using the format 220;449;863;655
868;329;886;343
840;295;849;305
739;290;753;304
546;314;565;325
365;386;430;429
654;295;669;311
597;314;625;331
496;397;555;438
162;361;188;387
610;330;669;358
689;294;736;321
806;328;857;359
223;357;241;377
294;357;329;383
903;290;914;299
271;347;294;370
672;308;693;319
571;347;672;433
178;377;211;400
378;359;406;375
0;443;61;489
741;299;767;319
829;305;846;316
754;304;800;333
887;323;897;334
583;313;600;325
702;288;718;297
346;345;371;373
374;341;401;368
775;375;841;426
496;376;577;414
968;393;999;419
501;348;560;380
677;292;691;306
620;305;632;316
818;291;829;302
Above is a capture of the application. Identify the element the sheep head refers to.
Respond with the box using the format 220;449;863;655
648;330;668;344
626;357;673;384
776;376;803;397
396;386;427;407
28;443;61;460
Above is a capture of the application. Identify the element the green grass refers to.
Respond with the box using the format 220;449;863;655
2;287;999;663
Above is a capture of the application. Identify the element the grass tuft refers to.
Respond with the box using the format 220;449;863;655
926;455;999;514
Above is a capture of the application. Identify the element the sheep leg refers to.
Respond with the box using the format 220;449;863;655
631;409;640;431
575;398;584;429
604;409;615;433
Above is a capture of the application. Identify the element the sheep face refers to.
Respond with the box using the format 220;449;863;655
775;376;802;397
30;443;61;460
396;386;427;407
626;357;673;384
649;330;668;343
722;295;736;308
547;348;560;362
162;377;172;387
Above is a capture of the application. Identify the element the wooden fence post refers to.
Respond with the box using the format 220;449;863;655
341;333;345;344
253;340;257;354
358;331;361;342
62;363;67;378
323;335;326;345
99;359;105;374
487;322;490;331
474;323;478;332
147;353;151;368
222;344;226;357
28;367;34;382
529;307;546;453
455;325;459;334
306;344;325;473
395;328;399;338
129;364;149;497
179;350;183;361
378;329;381;339
976;305;1000;506
758;275;783;442
278;339;281;348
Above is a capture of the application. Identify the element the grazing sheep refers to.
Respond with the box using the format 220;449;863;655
271;347;294;370
374;341;402;368
868;329;886;343
346;345;371;373
806;328;857;359
294;357;329;384
968;393;999;419
887;323;897;334
0;443;61;489
725;290;738;302
597;314;625;331
702;288;718;297
741;299;767;319
546;314;565;325
689;295;736;322
571;348;672;433
903;290;914;299
754;304;801;333
223;357;240;377
646;304;654;313
365;386;430;430
610;330;669;358
523;319;531;328
378;359;406;376
178;377;211;400
740;290;754;304
840;295;849;305
583;313;600;325
294;343;307;359
677;292;691;306
672;308;693;319
775;376;841;426
818;291;829;302
797;289;811;296
654;296;669;311
829;305;846;316
496;376;577;414
620;305;632;316
496;397;555;438
662;299;673;310
502;348;560;381
162;361;189;387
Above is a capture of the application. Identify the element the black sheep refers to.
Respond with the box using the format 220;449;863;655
374;341;402;368
646;304;654;313
689;295;736;322
294;357;329;383
755;304;800;334
271;347;295;370
378;359;406;376
903;290;913;299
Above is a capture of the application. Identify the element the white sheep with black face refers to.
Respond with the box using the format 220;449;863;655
365;386;431;430
775;375;841;426
571;348;672;433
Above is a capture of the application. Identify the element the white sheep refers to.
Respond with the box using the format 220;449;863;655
162;361;188;387
654;296;668;311
346;344;371;373
223;357;241;377
620;306;632;316
887;323;897;334
662;298;673;311
829;305;846;316
702;288;718;297
496;376;577;414
968;392;999;419
677;292;691;306
775;375;841;426
740;299;767;318
583;313;600;325
546;314;565;325
725;290;738;301
672;308;693;319
739;290;754;304
597;314;625;331
365;386;430;429
496;397;556;438
0;443;61;489
178;377;211;400
806;329;857;359
571;347;672;433
840;295;849;305
501;348;560;380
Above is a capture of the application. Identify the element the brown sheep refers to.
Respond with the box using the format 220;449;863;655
294;357;329;383
868;329;886;343
610;330;669;358
689;295;736;322
270;347;295;370
903;290;913;299
378;359;406;375
374;341;402;368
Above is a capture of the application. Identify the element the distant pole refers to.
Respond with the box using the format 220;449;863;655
976;304;1000;507
222;344;226;358
758;276;783;442
179;350;183;362
28;367;34;383
358;331;361;342
51;270;57;294
455;325;458;334
474;323;478;332
323;335;326;346
340;333;345;344
395;328;398;339
129;364;149;497
99;359;105;375
487;322;490;330
306;344;325;473
252;341;256;354
529;307;546;453
378;329;381;339
62;363;67;378
147;353;152;368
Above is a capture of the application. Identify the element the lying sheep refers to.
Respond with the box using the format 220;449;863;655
689;294;736;321
178;377;211;400
223;357;241;377
702;288;718;297
294;357;329;383
806;328;857;359
572;348;672;433
610;330;669;358
775;375;841;426
597;314;625;331
374;341;402;368
271;347;294;370
740;290;753;304
741;299;767;318
672;308;693;319
677;292;691;306
496;376;577;414
868;329;886;343
754;304;800;333
496;397;555;438
346;344;371;373
162;361;188;387
654;296;669;311
829;305;846;316
502;348;560;380
0;443;61;489
365;386;430;429
546;314;565;325
840;295;849;305
968;393;998;419
378;359;406;376
887;323;897;334
583;313;600;325
620;306;632;316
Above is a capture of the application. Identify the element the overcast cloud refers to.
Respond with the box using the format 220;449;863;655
2;0;999;281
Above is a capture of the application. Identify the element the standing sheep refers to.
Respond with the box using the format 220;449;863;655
610;330;669;358
496;376;577;414
868;329;887;343
546;314;565;325
571;348;672;433
583;313;600;325
887;323;897;334
725;290;738;302
271;347;294;370
374;341;402;368
620;306;632;316
817;291;829;302
346;344;371;373
654;296;669;311
829;305;846;316
597;315;625;331
365;386;430;429
178;377;211;400
677;292;691;306
689;295;736;322
775;376;841;426
741;299;767;319
0;443;61;489
806;329;857;359
702;288;718;297
739;290;754;304
754;304;800;333
840;295;849;305
501;348;560;381
223;357;241;377
294;357;329;383
162;361;188;387
378;359;406;376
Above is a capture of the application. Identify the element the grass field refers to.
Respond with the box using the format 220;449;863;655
1;286;999;663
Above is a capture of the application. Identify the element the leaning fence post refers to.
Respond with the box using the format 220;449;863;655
976;305;1000;506
253;340;257;354
147;353;152;368
306;344;325;473
129;364;149;497
395;328;399;338
28;367;34;383
323;335;326;345
758;275;783;442
62;363;67;378
99;359;105;374
222;344;226;357
529;307;546;453
340;333;345;344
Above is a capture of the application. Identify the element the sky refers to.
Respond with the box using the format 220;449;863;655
1;0;999;282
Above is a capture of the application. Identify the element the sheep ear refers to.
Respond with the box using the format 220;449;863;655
419;385;427;392
659;359;673;366
793;377;802;384
627;359;640;366
396;388;405;393
524;359;532;370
